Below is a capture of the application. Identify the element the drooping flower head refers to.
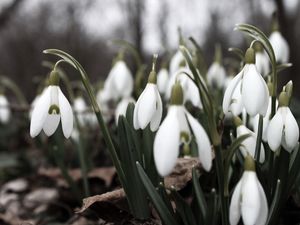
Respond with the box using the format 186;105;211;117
99;53;133;102
223;47;269;117
229;155;268;225
154;82;212;177
30;70;73;138
134;55;163;131
267;84;299;152
207;44;226;89
269;19;289;63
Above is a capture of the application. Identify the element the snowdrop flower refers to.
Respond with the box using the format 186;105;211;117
157;68;169;94
73;96;88;125
223;48;269;117
154;82;212;176
30;70;73;138
234;117;265;163
207;62;226;89
267;91;299;152
115;97;135;124
101;59;133;101
207;45;226;89
134;67;163;131
229;155;268;225
269;30;289;63
0;93;10;123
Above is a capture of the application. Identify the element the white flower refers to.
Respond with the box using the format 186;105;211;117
267;106;299;152
134;83;162;131
236;124;265;163
73;96;88;125
0;94;10;123
154;105;212;176
230;167;268;225
115;97;135;124
30;85;73;138
207;62;226;89
157;68;169;94
223;64;269;117
252;97;278;142
256;51;269;77
102;60;133;101
269;31;289;63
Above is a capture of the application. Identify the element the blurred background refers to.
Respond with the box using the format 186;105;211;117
0;0;299;101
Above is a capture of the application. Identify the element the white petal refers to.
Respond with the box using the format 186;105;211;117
222;71;243;114
283;107;299;152
229;180;242;225
186;113;212;171
176;106;190;134
157;68;169;94
150;87;163;131
230;82;243;116
136;84;157;129
58;88;73;138
112;61;133;98
270;31;289;63
255;181;269;225
207;62;226;88
43;114;60;136
242;64;269;116
133;97;141;129
0;95;10;123
267;110;284;151
241;172;261;225
154;107;180;177
30;87;51;137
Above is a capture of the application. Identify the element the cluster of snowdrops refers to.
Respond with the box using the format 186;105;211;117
0;22;296;225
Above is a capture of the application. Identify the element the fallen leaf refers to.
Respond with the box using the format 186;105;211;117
164;157;200;190
38;167;116;187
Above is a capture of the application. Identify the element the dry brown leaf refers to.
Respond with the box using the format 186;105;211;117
38;167;116;187
164;157;200;190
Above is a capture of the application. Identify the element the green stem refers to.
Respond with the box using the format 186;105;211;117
75;136;90;197
214;145;229;225
254;115;263;162
44;61;90;197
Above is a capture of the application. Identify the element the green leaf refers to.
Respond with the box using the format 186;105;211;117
192;168;207;223
117;116;150;219
266;180;282;225
136;162;180;225
205;189;218;225
171;188;197;225
224;134;251;196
